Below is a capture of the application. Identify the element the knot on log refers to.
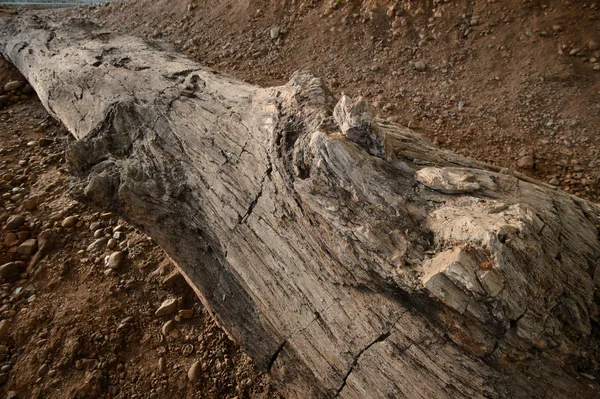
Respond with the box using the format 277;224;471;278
333;95;385;157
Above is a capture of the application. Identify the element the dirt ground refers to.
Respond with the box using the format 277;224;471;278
0;0;600;397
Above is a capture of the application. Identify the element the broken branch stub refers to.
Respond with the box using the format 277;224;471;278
1;14;600;398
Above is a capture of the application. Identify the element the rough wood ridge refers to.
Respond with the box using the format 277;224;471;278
2;14;599;398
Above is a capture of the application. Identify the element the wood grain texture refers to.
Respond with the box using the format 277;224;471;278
2;14;600;398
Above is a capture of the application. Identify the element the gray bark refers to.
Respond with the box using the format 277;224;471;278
2;14;600;399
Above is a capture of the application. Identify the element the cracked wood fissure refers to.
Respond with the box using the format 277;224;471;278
2;15;600;399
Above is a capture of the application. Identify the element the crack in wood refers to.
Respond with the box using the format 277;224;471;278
267;340;286;372
334;331;392;398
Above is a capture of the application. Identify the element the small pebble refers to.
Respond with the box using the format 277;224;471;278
61;216;77;228
155;298;178;317
106;251;125;270
5;215;25;230
413;61;426;72
270;27;280;39
187;361;202;383
161;320;175;336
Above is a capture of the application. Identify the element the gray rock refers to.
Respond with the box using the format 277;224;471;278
155;298;178;317
87;237;109;252
0;95;9;104
0;262;20;278
93;229;104;239
16;239;37;256
187;361;202;383
106;251;125;270
5;215;25;230
4;81;24;92
270;27;280;40
113;231;124;240
158;357;166;373
413;61;427;72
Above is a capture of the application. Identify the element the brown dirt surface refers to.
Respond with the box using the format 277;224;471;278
1;0;600;397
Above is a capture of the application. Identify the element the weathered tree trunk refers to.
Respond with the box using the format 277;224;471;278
2;15;600;399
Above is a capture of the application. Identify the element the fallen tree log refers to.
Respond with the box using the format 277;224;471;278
2;14;600;398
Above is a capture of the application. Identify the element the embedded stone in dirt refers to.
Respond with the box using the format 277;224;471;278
3;81;23;91
270;26;280;39
158;357;166;373
0;262;20;278
517;155;535;169
61;215;77;228
16;239;37;256
107;238;117;249
106;251;125;269
0;320;10;340
87;237;109;252
3;233;19;247
155;298;178;317
413;60;426;71
187;361;202;383
5;215;25;230
161;320;175;336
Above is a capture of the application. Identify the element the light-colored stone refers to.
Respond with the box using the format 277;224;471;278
155;298;178;317
413;61;426;71
87;237;108;252
3;81;23;91
270;27;280;40
106;251;125;269
161;320;175;336
107;238;117;249
187;361;201;383
61;216;77;228
178;309;194;319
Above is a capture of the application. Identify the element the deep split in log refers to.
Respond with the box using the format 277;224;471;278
2;14;600;398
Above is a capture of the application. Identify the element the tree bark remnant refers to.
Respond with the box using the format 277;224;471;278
2;15;600;399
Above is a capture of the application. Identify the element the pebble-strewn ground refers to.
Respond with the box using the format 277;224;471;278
65;0;600;201
1;0;600;397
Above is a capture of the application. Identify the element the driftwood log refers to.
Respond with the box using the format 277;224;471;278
2;15;600;399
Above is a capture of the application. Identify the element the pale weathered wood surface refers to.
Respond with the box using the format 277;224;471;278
2;14;600;398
